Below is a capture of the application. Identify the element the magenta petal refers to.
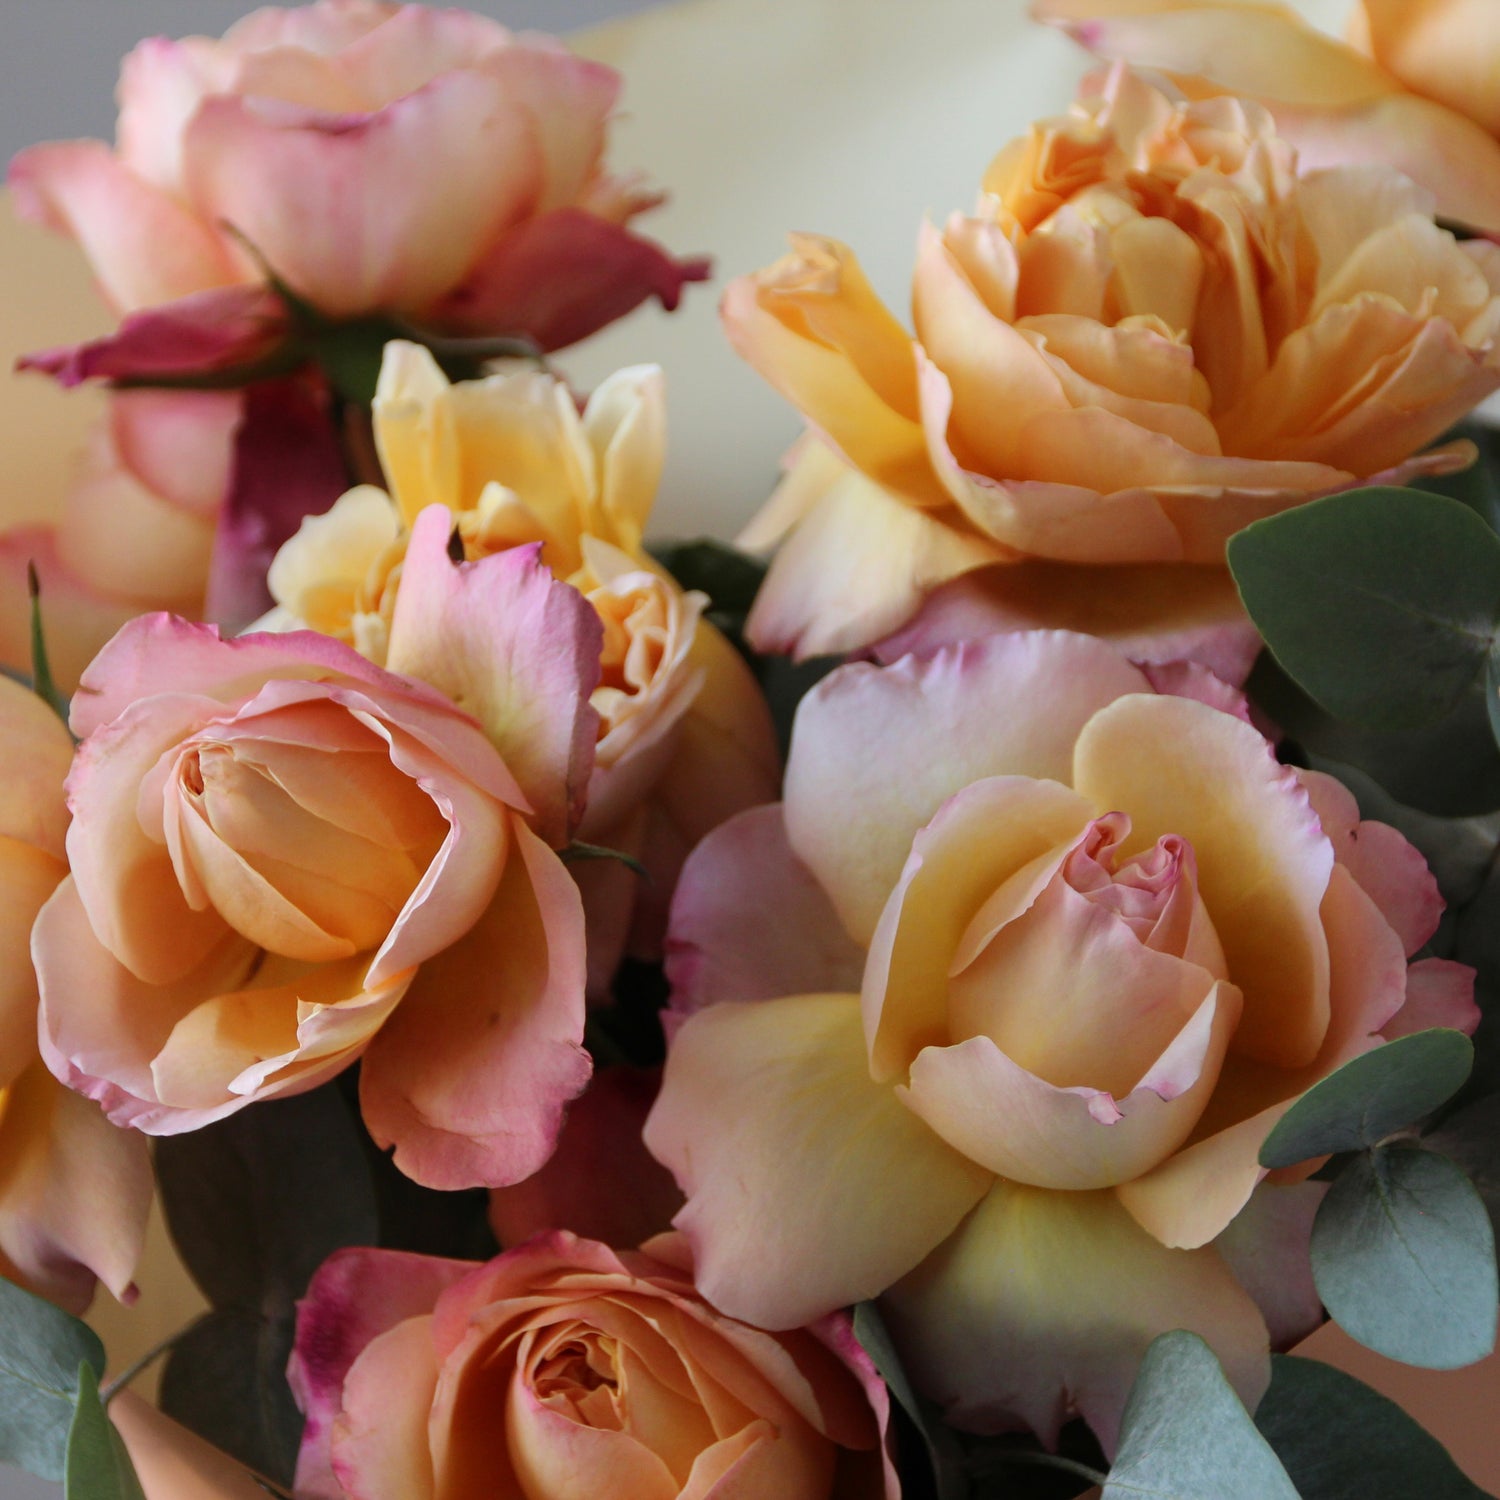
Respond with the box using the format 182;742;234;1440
289;1246;472;1500
429;206;711;350
204;377;350;632
18;284;292;389
385;507;602;847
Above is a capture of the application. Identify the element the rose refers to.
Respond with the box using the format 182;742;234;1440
0;390;236;692
11;0;708;384
288;1232;898;1500
34;510;606;1188
1037;0;1500;236
645;632;1475;1449
723;67;1500;671
0;676;150;1311
265;341;779;988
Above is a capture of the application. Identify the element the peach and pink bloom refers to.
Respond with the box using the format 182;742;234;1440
0;676;151;1313
12;0;707;384
288;1232;898;1499
1037;0;1500;236
647;632;1475;1449
724;67;1500;673
33;508;605;1189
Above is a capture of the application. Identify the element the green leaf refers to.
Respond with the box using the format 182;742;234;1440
650;539;766;628
1424;1094;1500;1237
1259;1028;1474;1169
560;841;649;878
852;1302;969;1500
1103;1330;1297;1499
306;317;402;406
0;1276;106;1480
1312;1142;1498;1368
65;1365;145;1500
26;563;70;725
1255;1354;1491;1499
1228;487;1500;730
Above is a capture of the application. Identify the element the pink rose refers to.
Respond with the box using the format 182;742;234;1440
34;509;606;1188
648;633;1475;1449
12;0;708;383
288;1233;898;1499
0;676;150;1311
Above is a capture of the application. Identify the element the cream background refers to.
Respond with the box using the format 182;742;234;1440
2;0;1497;1493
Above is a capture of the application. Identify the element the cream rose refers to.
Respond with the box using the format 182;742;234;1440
724;67;1500;672
646;632;1474;1449
288;1233;897;1500
34;507;606;1188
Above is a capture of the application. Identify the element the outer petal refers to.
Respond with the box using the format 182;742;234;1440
0;842;67;1083
181;73;542;317
359;816;591;1188
1073;693;1334;1068
290;1246;473;1500
644;993;993;1331
385;507;603;846
883;1180;1269;1454
1384;957;1479;1039
8;140;242;312
0;674;75;859
430;207;712;350
664;804;865;1016
1213;1180;1328;1351
785;635;1149;944
331;1316;443;1500
0;1063;153;1313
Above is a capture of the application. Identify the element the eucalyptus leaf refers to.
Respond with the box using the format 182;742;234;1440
1425;1095;1500;1237
1103;1331;1296;1499
1228;487;1500;730
65;1365;145;1500
1255;1354;1491;1499
1259;1029;1474;1169
1312;1142;1498;1368
853;1302;969;1500
0;1276;105;1480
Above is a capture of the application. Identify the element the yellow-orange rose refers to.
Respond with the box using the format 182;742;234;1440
725;67;1500;669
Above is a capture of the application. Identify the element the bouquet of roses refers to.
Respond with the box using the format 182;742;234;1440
1;2;1497;1497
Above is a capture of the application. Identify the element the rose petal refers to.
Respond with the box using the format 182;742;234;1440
1213;1180;1328;1351
1384;957;1480;1039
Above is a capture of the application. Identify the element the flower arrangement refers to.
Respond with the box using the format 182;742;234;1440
1;3;1498;1499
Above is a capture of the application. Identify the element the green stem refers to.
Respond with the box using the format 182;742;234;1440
99;1313;209;1404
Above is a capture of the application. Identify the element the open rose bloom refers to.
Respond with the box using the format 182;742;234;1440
1038;0;1500;236
725;67;1500;671
289;1233;898;1499
33;509;608;1190
647;633;1476;1448
11;0;707;384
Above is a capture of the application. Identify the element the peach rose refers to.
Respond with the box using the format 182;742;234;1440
1037;0;1500;236
646;632;1476;1449
11;0;707;383
265;341;778;990
0;676;150;1312
288;1233;898;1500
34;507;607;1188
725;67;1500;671
0;389;236;692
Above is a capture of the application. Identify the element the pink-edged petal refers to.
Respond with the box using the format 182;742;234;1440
0;1062;153;1313
290;1246;473;1500
902;982;1238;1190
204;377;351;633
8;140;242;312
1117;863;1408;1247
1073;693;1335;1068
742;448;1005;660
644;993;992;1331
664;804;864;1016
19;284;292;389
1297;769;1444;957
1213;1181;1328;1351
385;507;603;847
182;74;542;318
810;1314;902;1500
1384;958;1480;1039
432;206;711;350
876;561;1261;686
330;1316;442;1500
487;1064;683;1251
359;816;591;1189
883;1180;1269;1454
785;634;1149;944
